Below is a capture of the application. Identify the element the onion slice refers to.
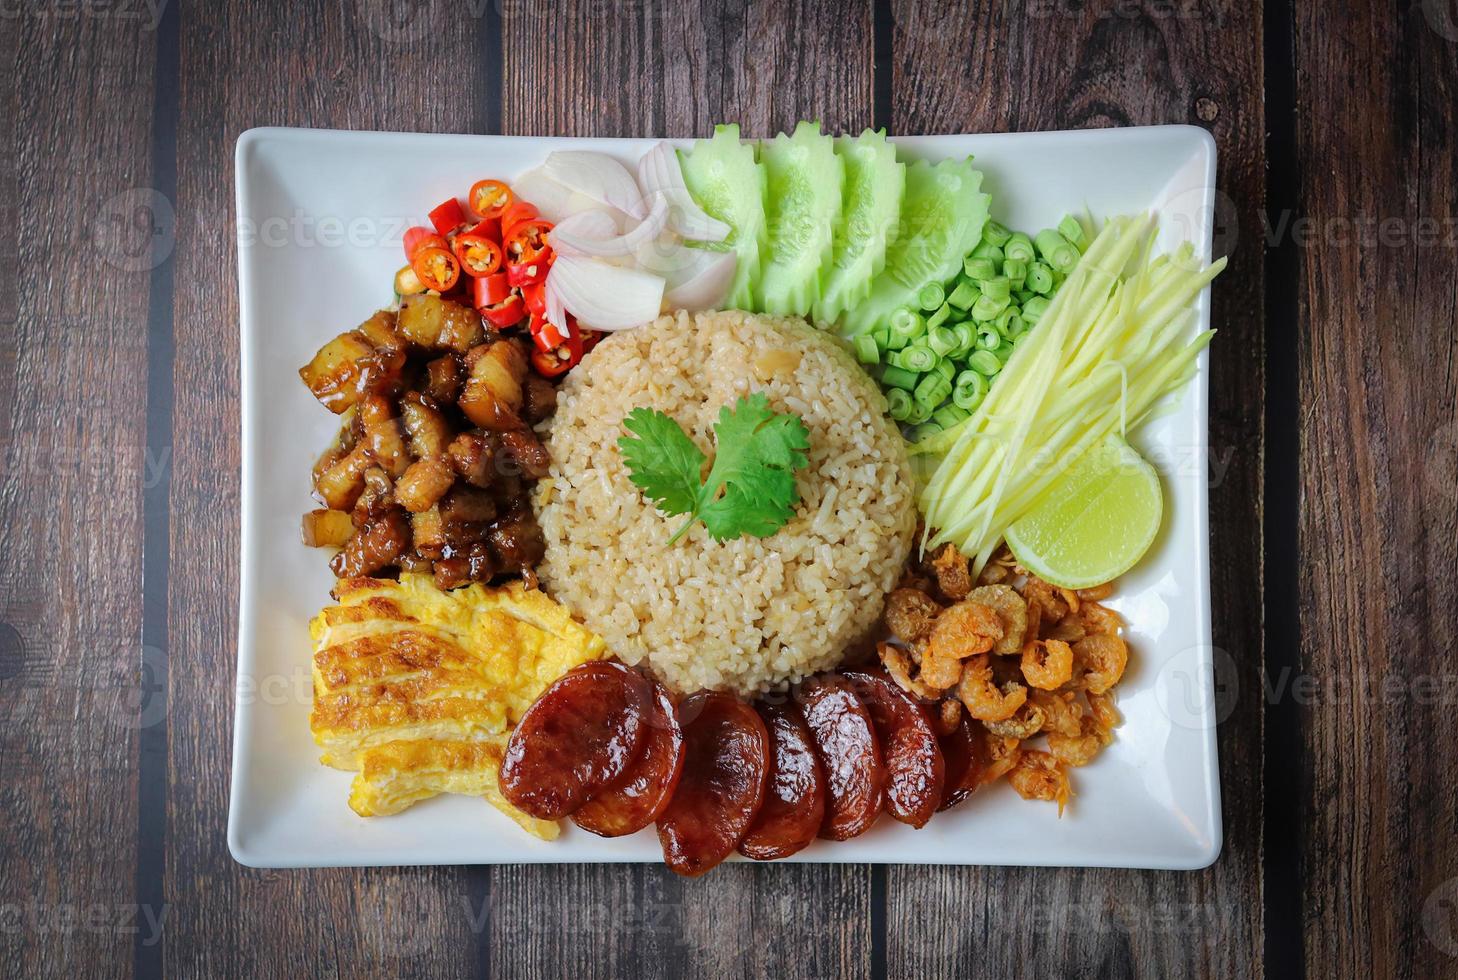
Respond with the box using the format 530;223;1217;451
541;151;646;220
546;255;665;331
637;141;731;243
548;194;670;259
509;166;607;224
662;248;736;311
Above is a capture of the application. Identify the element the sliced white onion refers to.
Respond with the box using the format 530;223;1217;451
509;166;608;224
637;141;731;243
662;249;736;311
545;209;620;256
543;274;569;332
546;255;665;331
541;151;646;221
548;194;670;259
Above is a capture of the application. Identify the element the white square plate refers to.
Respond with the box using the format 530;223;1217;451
230;125;1223;870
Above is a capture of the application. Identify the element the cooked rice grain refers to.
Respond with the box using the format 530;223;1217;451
533;310;916;696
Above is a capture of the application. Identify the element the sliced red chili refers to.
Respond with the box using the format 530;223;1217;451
529;312;567;353
463;216;501;244
521;281;547;318
505;220;554;286
472;271;512;311
453;233;503;278
481;293;525;328
531;331;584;378
428;198;468;237
500;200;541;240
469;179;514;220
403;226;446;261
410;245;460;292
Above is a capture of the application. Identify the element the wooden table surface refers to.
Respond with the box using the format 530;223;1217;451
1;0;1454;977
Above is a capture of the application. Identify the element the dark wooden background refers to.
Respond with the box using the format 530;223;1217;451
0;0;1454;976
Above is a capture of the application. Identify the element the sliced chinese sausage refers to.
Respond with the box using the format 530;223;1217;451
738;699;826;861
656;692;770;877
842;669;945;828
573;680;685;837
937;714;990;812
499;661;650;821
799;674;885;841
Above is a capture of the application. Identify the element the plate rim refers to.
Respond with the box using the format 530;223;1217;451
228;123;1222;871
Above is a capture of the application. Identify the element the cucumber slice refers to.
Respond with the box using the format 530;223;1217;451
756;121;843;316
840;157;990;337
677;124;767;311
813;128;904;325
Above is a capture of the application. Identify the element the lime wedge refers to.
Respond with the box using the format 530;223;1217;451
1004;434;1163;589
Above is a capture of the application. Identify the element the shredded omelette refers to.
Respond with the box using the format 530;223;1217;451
309;573;606;837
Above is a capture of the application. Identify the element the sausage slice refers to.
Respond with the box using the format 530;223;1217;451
738;700;826;861
656;692;770;877
799;675;885;841
573;681;685;838
499;662;650;820
842;669;945;828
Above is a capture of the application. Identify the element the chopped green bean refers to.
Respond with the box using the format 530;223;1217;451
1058;214;1087;250
1034;228;1080;272
853;334;880;365
970;239;1005;262
872;327;892;352
963;256;997;281
1002;313;1027;340
952;379;986;411
979;276;1011;301
994;341;1016;365
928;324;959;358
977;324;1001;350
900;344;938;373
890;307;925;341
1022;295;1050;322
886;387;913;421
947;280;979;311
917;281;946;311
981;219;1012;247
967;349;1002;376
1027;261;1054;295
929;358;956;384
880;365;920;390
950;322;976;359
932;404;970;430
904;399;933;425
1004;232;1035;264
914;372;952;409
971;292;1011;322
926;302;953;331
1015;288;1036;305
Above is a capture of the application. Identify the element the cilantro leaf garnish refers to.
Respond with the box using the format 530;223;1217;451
617;393;811;544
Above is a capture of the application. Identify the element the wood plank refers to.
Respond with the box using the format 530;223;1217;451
161;1;492;975
496;3;876;977
1294;4;1458;977
0;12;157;977
885;2;1267;977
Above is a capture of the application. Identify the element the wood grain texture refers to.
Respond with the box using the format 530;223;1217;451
884;1;1267;977
0;10;157;978
494;4;877;976
159;1;493;976
1294;2;1458;977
